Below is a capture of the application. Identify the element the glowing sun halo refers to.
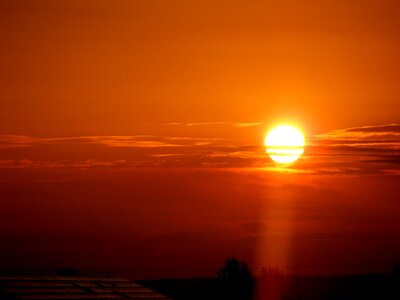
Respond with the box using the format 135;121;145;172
265;125;305;164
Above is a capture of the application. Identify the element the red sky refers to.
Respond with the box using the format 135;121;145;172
0;0;400;279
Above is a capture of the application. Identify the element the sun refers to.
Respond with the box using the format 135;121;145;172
264;125;305;164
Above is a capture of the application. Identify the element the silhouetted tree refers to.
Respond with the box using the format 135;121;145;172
216;257;254;300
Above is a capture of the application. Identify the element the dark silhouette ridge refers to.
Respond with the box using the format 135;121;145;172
141;273;400;300
139;259;400;300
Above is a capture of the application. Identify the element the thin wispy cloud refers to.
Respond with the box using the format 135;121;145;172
298;123;400;174
314;123;400;144
310;124;400;152
233;122;263;128
0;135;37;148
0;159;128;169
151;154;184;158
207;151;261;159
85;137;180;148
152;121;262;128
0;135;197;148
163;122;227;126
0;124;399;173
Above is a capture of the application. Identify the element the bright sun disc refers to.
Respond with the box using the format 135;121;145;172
265;125;305;164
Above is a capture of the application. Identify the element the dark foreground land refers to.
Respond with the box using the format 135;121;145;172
139;273;400;300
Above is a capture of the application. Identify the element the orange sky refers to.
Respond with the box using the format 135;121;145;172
1;0;400;135
0;0;400;278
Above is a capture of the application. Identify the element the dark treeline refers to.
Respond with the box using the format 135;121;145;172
139;258;400;300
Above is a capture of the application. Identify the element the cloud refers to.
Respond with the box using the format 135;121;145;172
0;134;254;169
297;123;400;174
207;151;261;159
314;123;400;145
0;135;191;148
312;123;400;150
0;134;236;149
233;122;263;128
0;135;36;148
153;121;262;128
85;137;180;148
0;159;128;169
0;123;399;173
345;123;400;134
163;122;227;126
